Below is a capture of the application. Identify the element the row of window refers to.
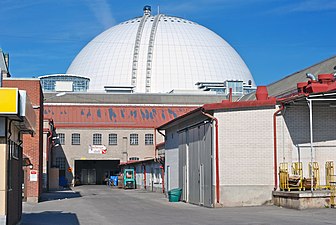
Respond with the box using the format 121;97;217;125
57;133;154;146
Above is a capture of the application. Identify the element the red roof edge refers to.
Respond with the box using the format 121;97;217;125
156;142;165;148
119;158;156;166
158;107;202;129
202;98;277;111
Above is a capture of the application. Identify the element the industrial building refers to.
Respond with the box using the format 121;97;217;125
43;93;224;186
40;6;254;187
159;56;336;208
34;5;336;209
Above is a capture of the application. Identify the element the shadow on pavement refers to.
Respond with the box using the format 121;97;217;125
40;190;82;202
21;211;80;225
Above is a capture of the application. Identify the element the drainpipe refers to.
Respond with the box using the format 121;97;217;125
273;104;285;191
143;164;147;190
47;131;52;161
160;165;165;193
154;128;157;158
307;98;314;192
201;110;220;204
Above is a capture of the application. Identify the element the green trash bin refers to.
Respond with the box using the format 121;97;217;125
168;188;182;202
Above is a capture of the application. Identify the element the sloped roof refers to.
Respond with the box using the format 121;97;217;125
241;55;336;101
44;105;195;128
0;49;9;75
44;92;226;105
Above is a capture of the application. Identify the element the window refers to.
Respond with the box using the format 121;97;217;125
71;133;80;145
145;134;153;145
58;133;65;145
109;133;117;145
130;134;138;145
93;133;102;145
55;157;65;170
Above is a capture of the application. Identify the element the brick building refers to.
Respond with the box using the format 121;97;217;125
0;87;35;225
3;78;44;203
43;93;224;187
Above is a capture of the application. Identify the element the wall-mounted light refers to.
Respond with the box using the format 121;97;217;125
23;157;33;169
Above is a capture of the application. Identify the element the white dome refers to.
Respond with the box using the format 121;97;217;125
67;10;255;93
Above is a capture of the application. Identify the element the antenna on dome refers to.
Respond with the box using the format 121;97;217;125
143;5;151;15
157;5;160;15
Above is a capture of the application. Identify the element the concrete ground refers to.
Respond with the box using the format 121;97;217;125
21;185;336;225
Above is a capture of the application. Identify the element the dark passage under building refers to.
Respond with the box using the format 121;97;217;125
75;160;120;185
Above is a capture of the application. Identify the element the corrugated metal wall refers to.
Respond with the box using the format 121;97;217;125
179;122;213;207
179;131;187;201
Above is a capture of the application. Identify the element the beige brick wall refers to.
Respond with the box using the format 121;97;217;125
52;128;163;174
215;107;276;187
278;104;336;185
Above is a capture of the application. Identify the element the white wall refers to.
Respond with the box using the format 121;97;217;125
215;107;276;206
165;129;179;191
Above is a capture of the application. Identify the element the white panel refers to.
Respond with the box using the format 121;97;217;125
55;81;73;92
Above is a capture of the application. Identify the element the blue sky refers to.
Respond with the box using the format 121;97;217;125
0;0;335;85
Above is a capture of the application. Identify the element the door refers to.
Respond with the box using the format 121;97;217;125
179;131;188;202
200;123;213;207
179;122;213;207
88;169;96;184
188;126;200;204
81;169;88;184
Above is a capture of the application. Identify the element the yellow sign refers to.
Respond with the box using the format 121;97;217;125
0;88;18;114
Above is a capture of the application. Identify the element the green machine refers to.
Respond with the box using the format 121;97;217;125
123;169;135;189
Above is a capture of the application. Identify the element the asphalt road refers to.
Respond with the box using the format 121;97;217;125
21;185;336;225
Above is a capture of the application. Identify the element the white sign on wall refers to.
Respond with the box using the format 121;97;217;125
88;145;107;154
30;170;38;181
55;81;73;92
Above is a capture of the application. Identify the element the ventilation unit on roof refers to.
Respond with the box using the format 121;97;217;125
143;5;151;15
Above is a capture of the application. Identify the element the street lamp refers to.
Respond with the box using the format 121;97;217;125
43;92;66;101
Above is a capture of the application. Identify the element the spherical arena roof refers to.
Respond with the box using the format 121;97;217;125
67;6;255;93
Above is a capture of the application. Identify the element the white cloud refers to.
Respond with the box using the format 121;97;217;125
83;0;116;29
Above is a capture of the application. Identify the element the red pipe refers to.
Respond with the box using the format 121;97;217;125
229;88;233;102
143;164;147;190
160;165;165;193
201;111;220;204
154;128;157;158
273;104;284;191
